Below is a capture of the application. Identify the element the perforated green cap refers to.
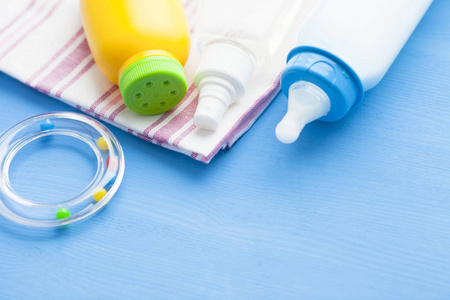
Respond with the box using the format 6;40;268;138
119;56;187;115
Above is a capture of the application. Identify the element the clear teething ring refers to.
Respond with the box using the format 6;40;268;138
0;112;125;227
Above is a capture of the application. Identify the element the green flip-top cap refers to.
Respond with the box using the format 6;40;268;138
119;56;187;115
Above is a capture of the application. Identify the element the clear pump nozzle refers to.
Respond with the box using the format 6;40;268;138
276;81;330;144
193;42;255;130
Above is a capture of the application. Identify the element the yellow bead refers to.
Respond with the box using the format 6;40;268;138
93;188;107;202
96;137;109;150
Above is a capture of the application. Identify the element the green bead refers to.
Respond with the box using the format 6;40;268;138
56;207;71;220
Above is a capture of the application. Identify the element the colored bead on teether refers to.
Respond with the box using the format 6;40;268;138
56;207;71;220
96;137;108;150
93;188;107;202
40;119;54;131
106;156;119;171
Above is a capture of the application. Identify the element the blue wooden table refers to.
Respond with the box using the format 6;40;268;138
1;1;449;299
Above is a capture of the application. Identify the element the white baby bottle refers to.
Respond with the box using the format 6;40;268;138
192;0;307;130
276;0;434;143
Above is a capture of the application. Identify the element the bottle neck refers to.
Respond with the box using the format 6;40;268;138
119;50;177;78
281;46;364;122
192;42;256;130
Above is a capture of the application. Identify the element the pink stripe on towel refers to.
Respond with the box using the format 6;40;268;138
109;104;127;121
99;93;123;116
152;94;199;144
26;26;84;85
173;123;197;147
90;85;119;112
55;57;96;97
34;38;91;94
0;0;46;45
0;0;38;36
0;0;62;62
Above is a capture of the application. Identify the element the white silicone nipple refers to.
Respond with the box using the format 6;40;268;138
276;81;331;144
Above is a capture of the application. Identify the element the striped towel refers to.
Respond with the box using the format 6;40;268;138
0;0;316;163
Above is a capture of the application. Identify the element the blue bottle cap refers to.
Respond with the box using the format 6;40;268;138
281;46;364;122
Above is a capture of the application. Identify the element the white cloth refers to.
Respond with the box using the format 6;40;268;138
0;0;316;163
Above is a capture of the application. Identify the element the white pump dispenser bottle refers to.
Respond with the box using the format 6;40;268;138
192;0;306;130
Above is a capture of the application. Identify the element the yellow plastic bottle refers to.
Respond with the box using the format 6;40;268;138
80;0;190;115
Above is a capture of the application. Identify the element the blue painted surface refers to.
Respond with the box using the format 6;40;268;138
0;1;450;299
